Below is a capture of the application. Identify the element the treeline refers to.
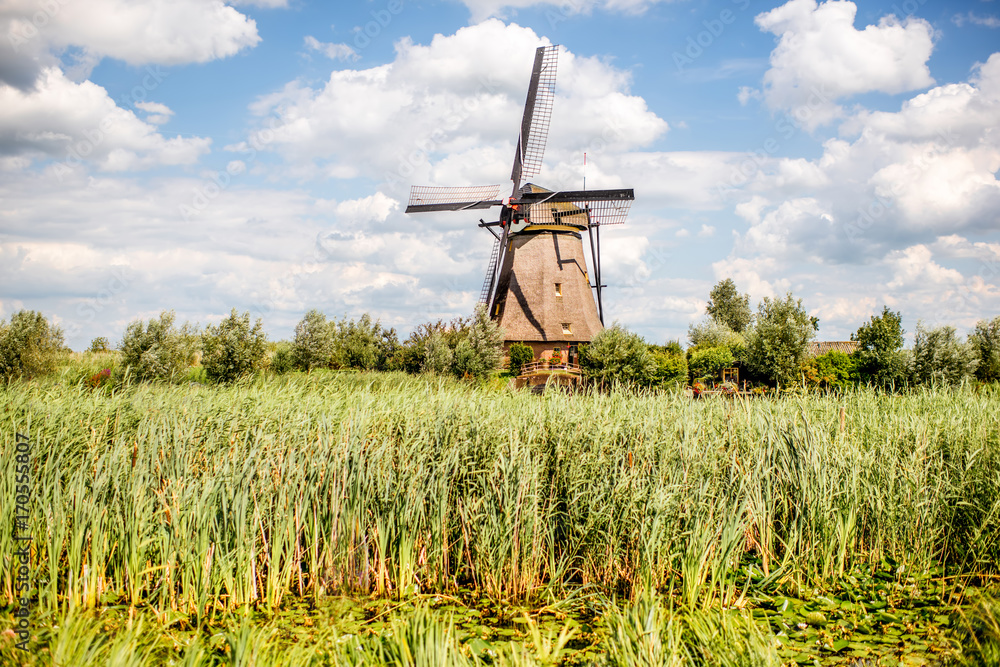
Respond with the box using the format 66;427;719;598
0;306;504;385
681;279;1000;391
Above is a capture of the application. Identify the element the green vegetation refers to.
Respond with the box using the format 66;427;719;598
507;342;534;376
578;323;655;387
743;293;818;387
0;309;64;381
970;316;1000;383
2;368;999;664
119;310;197;382
291;309;335;372
686;345;734;382
705;277;753;333
852;306;908;389
200;308;268;383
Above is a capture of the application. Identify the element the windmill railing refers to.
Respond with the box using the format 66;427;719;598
517;360;582;376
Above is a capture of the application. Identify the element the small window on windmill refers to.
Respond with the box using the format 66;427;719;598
561;322;572;335
554;283;562;297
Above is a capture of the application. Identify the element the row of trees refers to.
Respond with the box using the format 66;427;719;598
685;279;1000;389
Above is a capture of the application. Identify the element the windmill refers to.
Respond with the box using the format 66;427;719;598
405;45;634;365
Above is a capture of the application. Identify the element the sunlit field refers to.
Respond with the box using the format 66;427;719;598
2;360;999;665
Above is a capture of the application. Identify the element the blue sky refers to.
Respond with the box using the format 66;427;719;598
1;0;999;350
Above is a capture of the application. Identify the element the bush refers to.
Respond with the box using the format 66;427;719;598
269;341;296;374
507;342;534;376
451;305;504;379
688;345;734;382
292;309;335;371
852;306;908;389
422;330;453;374
912;323;977;386
0;310;65;380
579;324;655;388
119;310;195;382
201;309;267;383
969;316;1000;383
801;350;856;389
88;336;110;353
743;293;817;387
333;314;399;371
648;344;688;388
687;319;746;350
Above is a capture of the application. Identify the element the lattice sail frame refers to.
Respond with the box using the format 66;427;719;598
406;184;504;210
525;197;633;227
519;45;558;181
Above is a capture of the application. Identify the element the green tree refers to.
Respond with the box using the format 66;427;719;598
912;323;977;386
969;316;1000;383
706;278;753;333
201;309;267;383
579;323;656;388
507;342;534;376
851;306;908;389
119;310;195;382
292;309;335;371
801;350;856;389
688;346;734;382
452;305;504;379
687;318;746;350
743;293;818;386
648;345;688;388
333;314;399;371
0;310;65;380
422;330;453;374
88;336;110;353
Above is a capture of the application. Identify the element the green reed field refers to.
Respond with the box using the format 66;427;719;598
2;361;1000;665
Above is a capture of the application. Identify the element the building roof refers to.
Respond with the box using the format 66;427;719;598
807;341;859;357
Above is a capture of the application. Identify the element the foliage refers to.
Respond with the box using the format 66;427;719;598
507;342;534;376
291;309;335;371
648;344;688;387
201;309;267;383
687;345;734;382
451;305;504;379
88;336;111;353
743;292;818;387
969;316;1000;383
851;306;908;389
422;330;453;374
801;350;856;389
0;310;65;381
268;341;296;375
333;314;399;372
687;318;746;351
912;323;978;386
578;323;656;387
706;278;753;333
119;310;195;382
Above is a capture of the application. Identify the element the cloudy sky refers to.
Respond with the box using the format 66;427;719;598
1;0;999;350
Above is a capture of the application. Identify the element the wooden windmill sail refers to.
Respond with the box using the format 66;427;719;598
405;45;634;358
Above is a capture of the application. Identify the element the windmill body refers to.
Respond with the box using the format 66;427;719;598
405;45;634;366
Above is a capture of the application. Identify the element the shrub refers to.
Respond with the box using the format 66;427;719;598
201;309;267;383
422;330;453;374
507;342;534;376
648;343;688;388
269;341;296;374
579;323;655;388
292;309;335;371
333;314;399;371
852;306;908;389
451;305;504;379
88;336;110;353
687;319;746;350
743;293;817;387
119;310;195;382
688;345;734;382
801;350;856;389
912;323;977;386
969;316;1000;383
0;310;65;380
